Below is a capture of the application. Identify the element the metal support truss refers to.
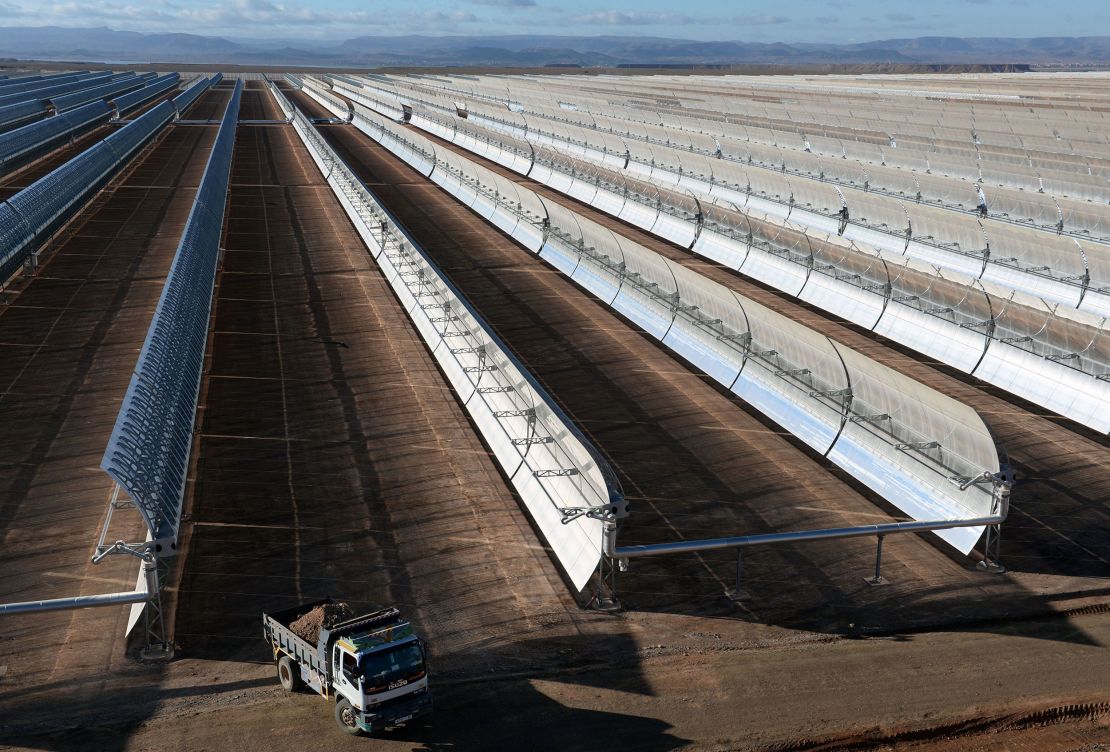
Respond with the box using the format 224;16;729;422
90;535;172;658
583;519;626;611
977;523;1005;573
139;556;172;660
559;499;629;525
592;547;622;612
534;468;580;478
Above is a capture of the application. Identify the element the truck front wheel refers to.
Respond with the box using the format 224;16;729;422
335;698;364;735
277;656;302;692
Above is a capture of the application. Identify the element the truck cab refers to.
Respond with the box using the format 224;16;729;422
331;623;431;733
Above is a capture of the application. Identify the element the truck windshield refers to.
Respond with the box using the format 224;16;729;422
359;643;425;690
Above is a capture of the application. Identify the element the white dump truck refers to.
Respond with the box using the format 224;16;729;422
263;599;432;735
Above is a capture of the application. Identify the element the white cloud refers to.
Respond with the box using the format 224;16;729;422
0;0;483;36
176;0;377;27
571;10;788;27
408;10;479;25
732;14;789;25
572;10;711;26
467;0;536;7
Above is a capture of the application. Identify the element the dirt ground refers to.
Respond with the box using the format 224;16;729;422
1;609;1108;751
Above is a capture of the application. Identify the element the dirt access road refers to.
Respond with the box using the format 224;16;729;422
2;609;1108;751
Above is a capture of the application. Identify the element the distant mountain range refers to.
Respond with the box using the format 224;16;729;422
1;27;1109;67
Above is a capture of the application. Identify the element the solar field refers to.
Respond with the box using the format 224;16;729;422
0;70;1107;751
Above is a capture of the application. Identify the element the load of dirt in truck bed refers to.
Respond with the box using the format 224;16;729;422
290;602;355;644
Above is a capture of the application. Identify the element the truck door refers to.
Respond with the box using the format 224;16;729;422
334;646;361;705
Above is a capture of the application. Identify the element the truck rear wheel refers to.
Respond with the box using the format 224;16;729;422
277;656;301;692
335;698;363;735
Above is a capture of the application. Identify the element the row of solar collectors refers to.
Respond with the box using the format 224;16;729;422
615;71;1095;109
428;83;1110;364
390;73;1110;205
299;75;352;120
375;70;1110;331
101;81;243;548
168;72;267;81
525;133;1110;431
265;77;295;119
0;72;154;133
555;104;1110;204
0;70;96;95
347;75;1110;317
464;84;1110;238
0;71;137;109
666;87;1110;146
172;72;223;114
335;76;1110;433
529;76;1110;196
399;71;1110;154
357;74;1110;308
612;108;1110;205
0;74;221;287
526;73;1110;157
0;74;182;178
49;73;154;112
341;101;1008;557
395;72;1108;190
476;92;1110;245
723;86;1110;155
287;99;618;589
106;73;181;116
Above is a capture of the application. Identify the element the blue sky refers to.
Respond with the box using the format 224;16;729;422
0;0;1103;42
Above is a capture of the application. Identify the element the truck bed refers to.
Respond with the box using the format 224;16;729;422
263;600;330;675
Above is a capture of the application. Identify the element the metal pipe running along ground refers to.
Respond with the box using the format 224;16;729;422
602;473;1010;568
0;540;158;616
0;589;150;615
605;512;1007;561
593;487;1008;607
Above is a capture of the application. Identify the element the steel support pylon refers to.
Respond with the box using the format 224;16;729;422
865;534;888;586
726;549;751;602
592;555;622;612
139;557;173;661
977;523;1005;574
591;521;622;612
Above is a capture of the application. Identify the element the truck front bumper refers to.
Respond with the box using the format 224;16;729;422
357;690;433;733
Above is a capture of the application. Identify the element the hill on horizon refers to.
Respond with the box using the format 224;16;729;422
1;27;1109;67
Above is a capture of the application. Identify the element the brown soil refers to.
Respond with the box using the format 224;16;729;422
289;602;354;645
